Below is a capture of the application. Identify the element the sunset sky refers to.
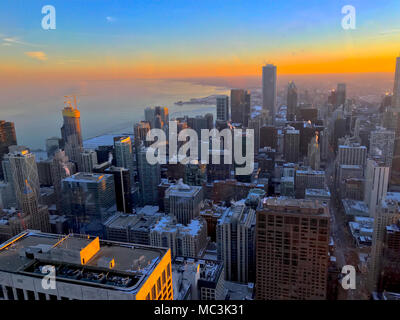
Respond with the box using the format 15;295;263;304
1;0;400;80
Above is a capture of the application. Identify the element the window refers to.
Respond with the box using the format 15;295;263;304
6;286;14;300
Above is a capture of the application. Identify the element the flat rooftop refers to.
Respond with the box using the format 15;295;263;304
64;172;112;183
261;197;329;217
0;231;168;291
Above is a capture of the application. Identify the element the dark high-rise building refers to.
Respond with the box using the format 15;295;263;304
0;120;17;180
262;64;277;124
231;89;250;126
284;127;300;163
255;198;330;300
96;145;114;164
105;166;132;213
336;83;346;108
216;95;229;122
60;96;83;164
260;126;277;150
286;81;298;121
134;121;151;147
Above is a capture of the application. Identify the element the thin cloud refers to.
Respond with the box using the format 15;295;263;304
2;36;43;47
25;51;48;61
106;16;116;23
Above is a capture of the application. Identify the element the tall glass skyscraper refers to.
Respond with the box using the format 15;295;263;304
61;96;83;164
262;64;277;124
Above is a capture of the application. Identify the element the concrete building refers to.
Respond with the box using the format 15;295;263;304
0;231;173;300
364;159;389;217
369;127;395;168
150;216;208;258
295;168;325;199
164;179;203;225
104;212;162;245
255;198;330;300
79;149;98;173
172;257;225;300
217;200;256;283
368;199;400;293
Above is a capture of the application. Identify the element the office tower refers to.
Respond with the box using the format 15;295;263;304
164;179;203;225
369;128;395;168
393;57;400;109
368;199;400;293
262;64;277;124
248;117;261;154
307;133;321;170
0;231;173;300
336;83;346;108
286;81;298;121
217;201;256;283
62;172;116;235
260;126;277;149
45;137;62;158
79;149;98;172
37;159;53;186
297;105;318;123
114;136;135;181
172;257;225;300
134;121;151;147
137;146;160;206
230;89;251;126
95;145;114;164
20;180;51;233
150;216;208;258
187;115;211;136
335;142;367;186
8;149;40;208
380;219;400;292
104;211;162;245
255;198;330;300
50;150;75;210
216;95;229;121
145;106;169;129
104;166;132;213
283;127;300;163
0;155;17;208
0;120;17;180
60;96;83;164
364;159;389;217
295;168;326;199
183;163;206;186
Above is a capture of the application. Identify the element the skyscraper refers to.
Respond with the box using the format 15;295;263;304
8;149;40;209
137;146;160;206
230;89;250;126
164;179;203;225
393;57;400;109
369;127;395;168
105;166;132;213
62;172;116;235
79;149;98;172
364;159;389;217
216;95;229;122
134;121;151;147
114;136;135;181
217;200;256;283
255;198;330;300
50;150;75;210
336;83;346;108
368;198;400;293
283;126;300;163
286;81;298;121
262;64;277;124
0;120;17;180
61;96;83;164
145;106;169;129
